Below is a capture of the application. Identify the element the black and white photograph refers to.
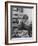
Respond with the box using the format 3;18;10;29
5;1;37;44
11;6;32;38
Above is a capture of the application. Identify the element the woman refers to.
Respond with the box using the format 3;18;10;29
18;15;32;37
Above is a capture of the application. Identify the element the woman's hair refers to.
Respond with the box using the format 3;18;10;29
23;15;28;20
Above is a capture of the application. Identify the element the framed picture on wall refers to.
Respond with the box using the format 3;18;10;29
5;1;37;45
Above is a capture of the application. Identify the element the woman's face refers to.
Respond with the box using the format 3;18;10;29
23;15;28;23
23;18;27;23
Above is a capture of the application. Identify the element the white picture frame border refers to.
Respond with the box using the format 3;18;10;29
5;1;37;44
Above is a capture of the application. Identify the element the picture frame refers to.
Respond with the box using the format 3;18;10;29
5;1;37;45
